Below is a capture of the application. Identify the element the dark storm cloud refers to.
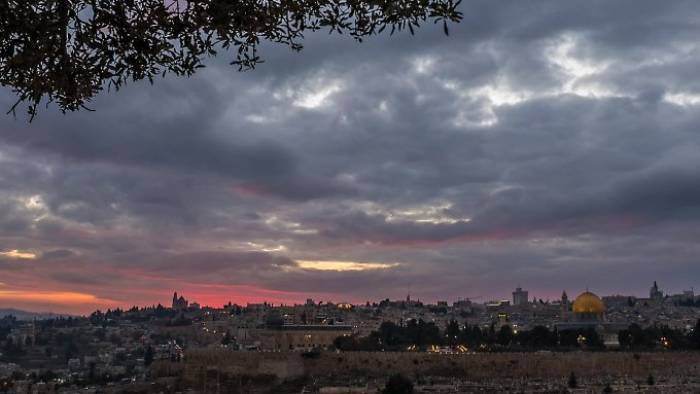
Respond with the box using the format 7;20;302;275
0;75;351;205
148;251;296;277
2;0;700;310
41;249;76;260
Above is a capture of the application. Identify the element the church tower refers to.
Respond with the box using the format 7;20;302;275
650;281;663;301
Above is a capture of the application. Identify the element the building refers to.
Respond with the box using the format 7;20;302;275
571;291;605;323
512;287;529;306
557;290;606;327
257;325;354;351
650;281;664;301
561;290;570;319
172;292;189;311
682;289;695;300
7;321;35;347
485;300;510;310
556;290;625;348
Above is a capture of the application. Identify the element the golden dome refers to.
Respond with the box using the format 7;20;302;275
572;291;605;314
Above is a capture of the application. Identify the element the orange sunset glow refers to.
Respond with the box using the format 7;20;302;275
0;0;698;320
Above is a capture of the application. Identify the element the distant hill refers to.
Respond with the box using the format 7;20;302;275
0;308;73;321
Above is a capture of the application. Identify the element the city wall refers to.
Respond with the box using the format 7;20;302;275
156;350;700;382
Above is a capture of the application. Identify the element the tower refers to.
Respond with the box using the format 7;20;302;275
172;292;188;310
650;281;663;301
512;287;529;306
561;290;569;321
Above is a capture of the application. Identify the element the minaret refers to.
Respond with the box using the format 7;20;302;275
561;291;569;321
172;292;178;309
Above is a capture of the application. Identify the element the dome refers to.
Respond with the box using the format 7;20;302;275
572;291;605;314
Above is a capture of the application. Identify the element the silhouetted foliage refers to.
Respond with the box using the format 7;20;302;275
675;298;700;307
383;373;413;394
335;321;700;353
0;0;462;119
378;320;443;350
167;313;192;326
0;376;13;393
617;323;690;350
301;347;321;359
568;372;577;388
87;361;96;381
496;325;513;346
445;319;460;346
0;316;16;342
1;338;25;360
516;325;558;348
689;319;700;349
63;338;79;360
647;373;655;386
558;327;604;349
37;316;82;329
144;344;155;366
221;330;233;346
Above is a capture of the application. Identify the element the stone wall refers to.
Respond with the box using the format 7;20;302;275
175;350;700;381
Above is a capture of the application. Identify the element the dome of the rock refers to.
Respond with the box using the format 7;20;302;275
572;291;605;314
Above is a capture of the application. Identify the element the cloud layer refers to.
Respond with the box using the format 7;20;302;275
1;0;700;312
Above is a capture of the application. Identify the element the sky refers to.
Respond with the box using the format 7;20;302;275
1;0;700;314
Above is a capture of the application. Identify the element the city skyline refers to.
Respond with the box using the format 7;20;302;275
0;281;690;316
3;0;700;315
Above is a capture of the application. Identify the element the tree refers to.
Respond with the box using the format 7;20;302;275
94;327;106;342
383;373;413;394
466;325;484;348
527;325;555;349
617;329;632;350
497;325;513;347
108;332;122;346
0;0;462;119
333;334;354;351
0;376;14;393
88;361;96;382
63;339;78;360
446;320;460;346
144;345;154;366
378;321;405;349
568;372;577;389
221;330;233;346
1;338;25;360
690;319;700;349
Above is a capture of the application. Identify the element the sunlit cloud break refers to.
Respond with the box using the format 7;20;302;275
0;290;117;306
296;260;399;272
0;249;37;260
